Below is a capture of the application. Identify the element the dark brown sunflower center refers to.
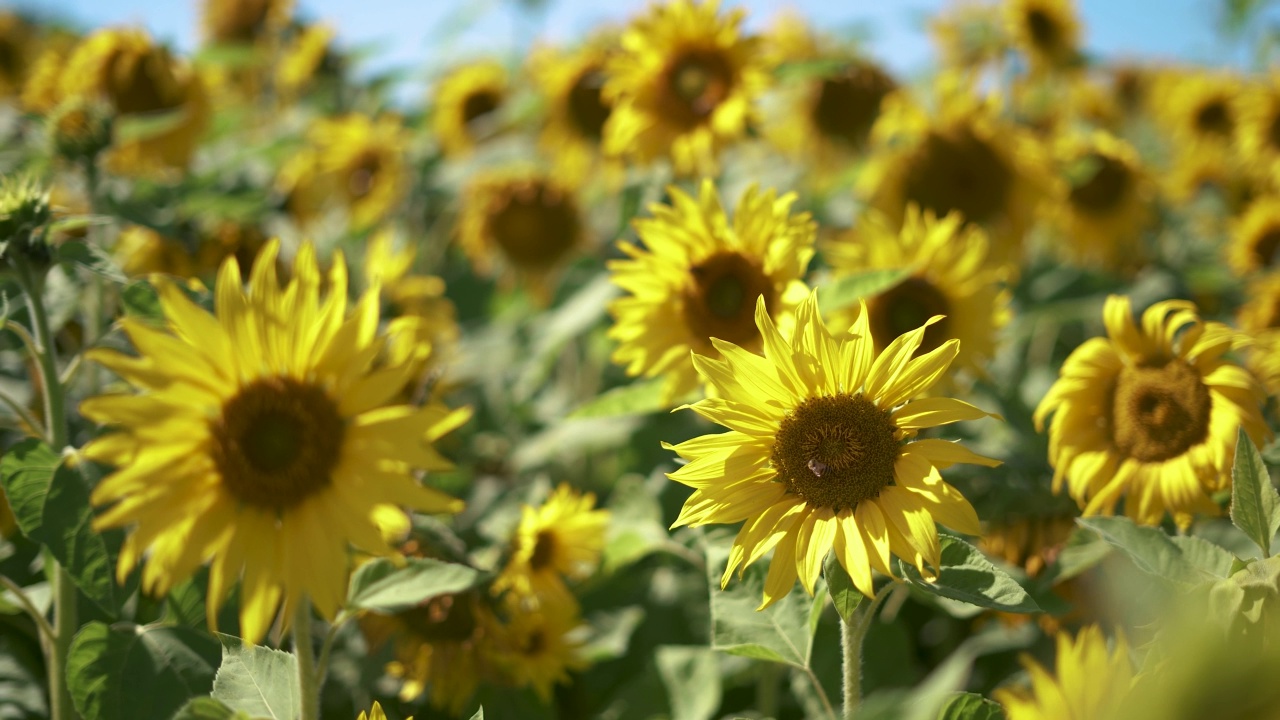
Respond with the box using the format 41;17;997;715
0;35;20;80
568;67;611;141
485;181;581;271
664;48;734;127
346;151;382;201
682;251;775;351
462;89;501;125
1110;359;1211;463
903;126;1012;226
1253;229;1280;269
400;593;478;643
1026;9;1061;52
212;376;344;509
1268;111;1280;152
772;394;899;512
1195;99;1233;138
811;63;896;147
529;530;556;571
210;0;272;43
105;49;184;115
522;630;546;656
866;276;951;356
1069;152;1131;215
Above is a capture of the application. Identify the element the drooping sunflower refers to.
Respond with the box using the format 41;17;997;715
200;0;292;46
603;0;770;176
1042;130;1154;274
82;240;472;643
1228;197;1280;276
431;60;507;157
667;291;1000;607
456;169;585;297
1034;296;1270;528
607;180;816;403
490;597;587;703
994;625;1135;720
1240;74;1280;191
823;206;1011;386
929;1;1008;73
530;40;622;188
492;484;610;608
1004;0;1080;73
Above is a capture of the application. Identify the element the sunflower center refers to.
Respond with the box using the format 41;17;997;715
347;152;382;200
1253;229;1280;269
1069;153;1130;215
400;594;478;643
771;394;899;512
812;63;896;147
1268;111;1280;152
568;67;611;141
105;49;183;116
664;48;734;127
1110;359;1211;463
904;127;1012;226
1194;99;1233;138
1025;9;1061;52
682;251;775;351
486;181;581;270
0;36;19;79
529;530;556;571
212;376;344;509
522;630;546;656
866;276;951;356
462;90;500;125
211;0;272;43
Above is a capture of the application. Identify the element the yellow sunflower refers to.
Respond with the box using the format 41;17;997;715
930;1;1009;73
57;27;210;175
994;625;1135;720
115;225;198;279
357;702;410;720
667;290;1000;607
364;231;460;374
1240;74;1280;191
1155;68;1243;152
81;240;472;643
195;221;270;278
607;180;816;403
823;206;1012;386
200;0;292;46
0;11;38;98
492;484;610;608
275;23;338;98
490;597;587;703
456;169;585;297
1166;144;1267;216
1034;295;1270;528
602;0;770;176
1042;130;1154;274
431;60;507;157
529;40;623;188
1237;272;1280;397
1228;197;1280;276
1004;0;1080;73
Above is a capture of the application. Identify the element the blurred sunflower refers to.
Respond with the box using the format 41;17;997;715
490;597;587;703
1239;74;1280;188
603;0;770;176
115;225;198;279
492;484;610;608
1228;197;1280;276
1236;272;1280;397
930;1;1008;72
1109;62;1153;120
1004;0;1079;73
1166;145;1265;216
196;221;270;277
200;0;292;46
0;11;38;98
82;240;472;643
1035;296;1269;528
276;23;339;98
607;180;815;403
980;513;1076;579
1156;69;1242;152
457;170;585;297
365;231;460;372
530;40;622;187
667;290;1000;607
994;625;1135;720
357;702;409;720
824;207;1011;386
1043;131;1154;274
431;60;507;156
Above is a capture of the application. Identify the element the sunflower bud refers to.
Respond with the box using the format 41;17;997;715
48;100;114;163
0;175;52;269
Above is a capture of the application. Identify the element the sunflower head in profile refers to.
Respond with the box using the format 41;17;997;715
200;0;292;46
82;240;472;644
667;290;1001;608
489;597;587;703
1239;74;1280;189
530;40;622;188
994;625;1136;720
1035;296;1270;529
431;60;508;157
607;180;816;403
602;0;770;176
492;484;610;609
824;206;1011;388
1004;0;1080;73
1229;197;1280;277
457;169;585;298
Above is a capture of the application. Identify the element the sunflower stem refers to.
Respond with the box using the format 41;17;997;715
841;582;895;720
294;599;320;720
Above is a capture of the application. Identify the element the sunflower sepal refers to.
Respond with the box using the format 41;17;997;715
896;534;1041;613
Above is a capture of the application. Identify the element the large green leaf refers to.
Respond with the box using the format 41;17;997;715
823;550;863;623
66;622;220;720
580;607;646;663
1170;535;1235;578
655;646;721;720
706;535;815;668
817;268;912;315
120;280;164;324
1076;516;1210;586
0;438;58;536
567;377;669;419
898;536;1040;613
54;241;126;284
937;692;1006;720
345;557;482;614
210;636;297;720
169;698;241;720
1230;428;1280;557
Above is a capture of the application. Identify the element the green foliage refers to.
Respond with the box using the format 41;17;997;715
1076;516;1220;587
937;692;1007;720
120;279;163;324
0;438;59;537
655;646;721;720
817;268;912;314
210;637;298;720
569;377;669;419
1230;428;1280;557
705;535;818;668
53;241;126;284
822;550;864;623
168;698;243;720
344;556;483;614
897;536;1040;613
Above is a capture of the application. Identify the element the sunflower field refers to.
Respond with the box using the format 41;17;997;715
2;0;1280;718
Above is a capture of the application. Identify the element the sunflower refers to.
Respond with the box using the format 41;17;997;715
929;1;1009;73
195;221;270;277
1166;144;1266;217
602;0;770;176
607;180;816;403
81;240;472;644
1034;295;1269;528
490;597;587;703
667;290;1000;607
530;40;622;188
1042;130;1154;274
456;169;585;297
1240;74;1280;190
492;484;610;608
115;225;198;279
431;60;507;157
57;27;210;175
200;0;292;46
275;23;339;98
994;626;1135;720
0;11;37;98
1155;69;1242;152
1004;0;1079;73
823;206;1011;387
357;702;410;720
1237;272;1280;397
364;231;460;373
1228;197;1280;276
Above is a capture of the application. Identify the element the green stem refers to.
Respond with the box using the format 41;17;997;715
294;600;319;720
841;583;896;720
0;573;55;645
757;662;781;718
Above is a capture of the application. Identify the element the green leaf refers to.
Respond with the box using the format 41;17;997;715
1076;516;1209;586
468;709;484;720
0;438;58;537
169;697;241;720
1170;535;1235;578
1230;428;1280;557
54;240;126;283
211;636;298;720
67;622;221;720
0;633;48;719
616;183;644;238
655;646;721;720
817;268;912;315
580;606;646;663
706;535;815;668
121;280;163;324
602;472;671;573
37;462;118;615
898;536;1040;613
345;557;482;614
46;215;113;237
114;109;189;143
823;550;863;623
568;377;669;419
938;692;1006;720
1047;527;1111;582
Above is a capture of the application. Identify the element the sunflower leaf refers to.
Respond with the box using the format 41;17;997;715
655;645;722;720
898;536;1040;613
345;556;483;614
170;697;243;720
211;636;298;720
706;534;815;668
36;462;120;616
1075;516;1210;586
568;376;669;419
468;709;484;720
822;550;863;623
936;692;1006;720
1230;428;1280;557
121;279;164;324
0;437;58;537
54;239;127;283
67;622;221;720
817;268;912;315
